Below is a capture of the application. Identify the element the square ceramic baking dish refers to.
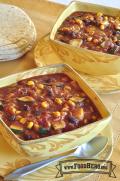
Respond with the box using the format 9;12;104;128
0;64;111;157
50;1;120;75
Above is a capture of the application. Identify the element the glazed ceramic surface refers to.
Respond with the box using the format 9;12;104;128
34;34;120;94
0;124;113;181
50;1;120;75
0;64;111;157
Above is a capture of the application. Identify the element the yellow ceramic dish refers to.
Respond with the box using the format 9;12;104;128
50;1;120;75
0;124;113;181
0;64;111;157
34;34;120;94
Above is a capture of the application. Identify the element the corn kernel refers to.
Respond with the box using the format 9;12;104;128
89;15;94;21
36;89;42;94
16;115;22;121
62;105;69;112
93;39;99;44
64;86;71;91
75;19;83;24
16;110;21;114
69;39;83;47
97;12;103;17
61;27;69;31
79;108;84;119
52;120;66;130
74;108;84;120
27;121;34;129
104;16;108;20
38;84;44;89
19;118;26;124
113;37;118;42
92;31;95;35
115;23;120;30
100;24;105;30
55;98;62;105
27;80;35;86
41;101;49;108
11;107;17;114
103;20;109;25
80;24;83;28
34;123;40;131
68;100;76;107
53;111;61;117
109;17;114;23
80;108;84;118
87;37;92;42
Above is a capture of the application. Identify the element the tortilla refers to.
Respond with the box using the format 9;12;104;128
0;3;36;61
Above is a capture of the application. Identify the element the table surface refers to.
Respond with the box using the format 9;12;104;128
0;0;120;181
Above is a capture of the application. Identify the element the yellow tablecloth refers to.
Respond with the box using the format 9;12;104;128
0;1;119;181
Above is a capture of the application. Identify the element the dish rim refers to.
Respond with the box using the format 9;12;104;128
0;63;112;145
50;0;120;58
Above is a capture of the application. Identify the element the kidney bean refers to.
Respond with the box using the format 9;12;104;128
68;115;78;125
22;104;30;111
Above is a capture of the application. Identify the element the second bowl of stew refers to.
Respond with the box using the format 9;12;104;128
50;1;120;75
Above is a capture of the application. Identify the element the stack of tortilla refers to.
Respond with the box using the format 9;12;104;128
0;3;36;61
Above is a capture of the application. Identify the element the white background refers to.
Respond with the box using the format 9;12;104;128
49;0;120;8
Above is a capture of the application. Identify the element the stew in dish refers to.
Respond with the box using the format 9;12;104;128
0;73;102;141
55;11;120;55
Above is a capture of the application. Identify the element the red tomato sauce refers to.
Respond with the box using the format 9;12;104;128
0;73;102;141
55;11;120;55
